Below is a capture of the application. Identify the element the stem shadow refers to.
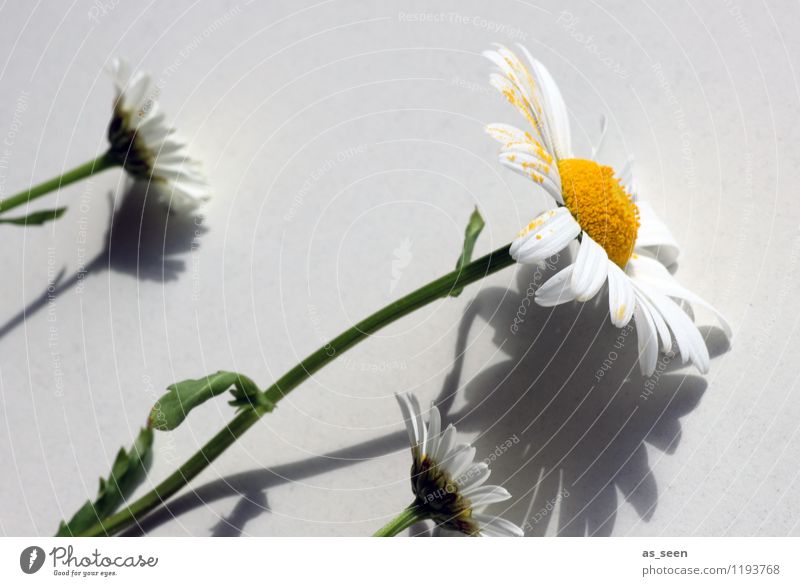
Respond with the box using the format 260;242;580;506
120;431;409;536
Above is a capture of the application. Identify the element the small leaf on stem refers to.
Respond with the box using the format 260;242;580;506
0;207;67;225
149;371;272;431
56;427;153;536
450;207;485;297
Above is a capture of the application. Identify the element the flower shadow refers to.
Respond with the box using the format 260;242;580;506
435;265;729;536
0;181;205;339
96;180;204;281
119;266;728;537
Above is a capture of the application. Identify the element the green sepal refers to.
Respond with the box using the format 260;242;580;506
227;374;274;412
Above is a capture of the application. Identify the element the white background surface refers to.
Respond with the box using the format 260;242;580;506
0;0;798;537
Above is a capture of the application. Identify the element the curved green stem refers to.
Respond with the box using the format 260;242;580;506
75;244;514;537
373;503;426;537
0;152;117;215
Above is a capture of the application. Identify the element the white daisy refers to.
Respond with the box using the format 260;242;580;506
385;392;523;537
485;44;730;376
107;58;209;213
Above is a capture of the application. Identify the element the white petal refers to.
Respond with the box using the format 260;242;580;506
137;113;171;145
457;463;490;491
497;152;562;202
124;71;153;115
155;139;186;156
490;45;557;151
443;445;476;480
136;110;166;134
570;234;609;301
634;300;658;376
407;393;427;457
628;255;731;339
485;122;553;167
472;513;525;537
486;122;562;202
607;262;635;326
510;207;580;265
160;180;210;213
462;485;511;507
626;253;673;280
662;299;710;374
109;57;129;89
618;156;635;197
590;114;608;159
151;160;197;181
485;122;530;145
484;53;551;149
485;44;572;160
425;405;441;460
498;167;562;203
517;44;572;159
634;280;710;373
635;200;680;266
634;288;673;355
433;424;456;463
394;393;419;449
151;143;190;162
535;265;576;307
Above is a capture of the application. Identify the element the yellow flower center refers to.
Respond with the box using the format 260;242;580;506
558;158;640;267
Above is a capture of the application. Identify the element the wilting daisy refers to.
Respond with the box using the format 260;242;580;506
107;58;209;212
374;393;523;537
0;58;209;223
485;44;730;375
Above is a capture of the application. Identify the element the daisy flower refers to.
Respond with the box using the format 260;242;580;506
106;58;209;213
374;393;523;537
485;44;730;375
0;58;209;222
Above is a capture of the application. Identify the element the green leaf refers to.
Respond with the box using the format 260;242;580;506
0;207;67;225
450;207;485;297
149;371;272;431
227;375;275;413
56;427;153;536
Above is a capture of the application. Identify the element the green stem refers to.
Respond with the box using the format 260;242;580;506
75;244;514;537
373;503;426;537
0;152;117;215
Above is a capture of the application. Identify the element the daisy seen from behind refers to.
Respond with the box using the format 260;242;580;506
485;44;730;376
0;58;209;223
374;393;524;537
107;58;210;213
